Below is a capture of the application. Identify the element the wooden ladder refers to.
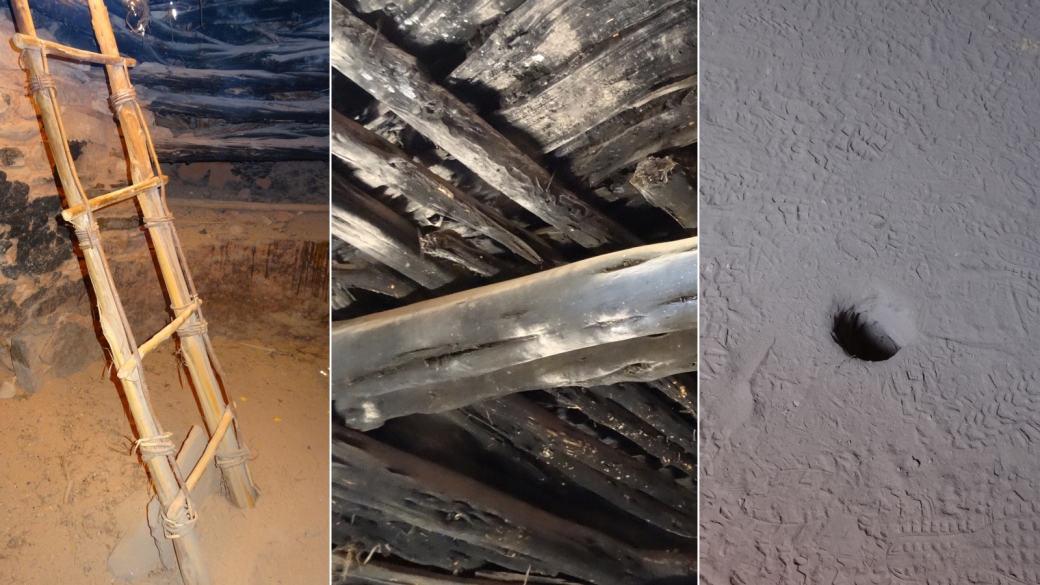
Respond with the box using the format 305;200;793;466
9;2;258;584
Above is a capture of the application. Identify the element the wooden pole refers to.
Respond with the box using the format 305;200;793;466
84;0;258;509
7;2;211;583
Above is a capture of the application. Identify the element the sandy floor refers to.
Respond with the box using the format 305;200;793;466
0;330;329;584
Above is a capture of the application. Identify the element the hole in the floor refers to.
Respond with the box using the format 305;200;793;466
831;298;914;362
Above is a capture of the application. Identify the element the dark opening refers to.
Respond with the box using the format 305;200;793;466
831;307;902;362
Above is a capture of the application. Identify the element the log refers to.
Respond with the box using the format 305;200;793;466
350;0;526;47
646;374;697;418
489;1;696;151
332;263;417;300
630;157;696;229
339;327;697;429
148;0;328;26
330;3;639;249
158;39;329;73
450;0;682;95
331;425;671;585
332;111;546;265
460;395;697;537
419;230;510;277
332;503;542;575
131;63;329;94
141;90;328;123
154;134;329;162
568;90;696;186
554;387;697;477
334;559;574;585
589;383;696;457
331;174;456;289
330;238;696;415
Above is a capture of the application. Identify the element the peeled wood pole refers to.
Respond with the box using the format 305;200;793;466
8;3;210;584
85;0;258;509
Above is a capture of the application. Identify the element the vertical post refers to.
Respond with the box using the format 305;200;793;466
7;2;211;584
84;0;258;509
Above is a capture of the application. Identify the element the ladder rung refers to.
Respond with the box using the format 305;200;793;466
116;301;198;379
13;33;137;67
61;176;167;222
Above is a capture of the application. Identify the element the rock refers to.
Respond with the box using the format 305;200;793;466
0;380;18;399
48;316;104;378
11;325;50;394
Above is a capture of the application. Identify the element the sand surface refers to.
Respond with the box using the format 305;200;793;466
700;1;1040;583
0;333;329;584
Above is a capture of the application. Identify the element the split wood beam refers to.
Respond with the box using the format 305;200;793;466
345;328;696;429
331;111;549;265
131;64;329;94
460;395;697;537
331;173;456;289
330;2;639;249
631;157;697;230
332;238;697;428
155;134;328;162
331;425;688;585
554;387;697;477
589;383;697;457
140;90;329;124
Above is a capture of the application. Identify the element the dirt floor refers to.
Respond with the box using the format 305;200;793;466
0;329;329;584
700;1;1040;583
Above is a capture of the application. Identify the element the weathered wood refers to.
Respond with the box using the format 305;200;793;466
146;0;328;26
462;395;697;536
335;559;569;585
331;3;639;249
141;90;328;123
331;174;456;289
340;328;697;429
451;0;680;94
489;1;696;152
331;425;672;585
589;383;696;457
333;262;417;301
646;374;697;418
630;157;696;229
332;111;544;265
352;0;526;47
568;90;696;186
155;134;328;162
131;63;329;94
554;387;697;477
419;230;509;277
331;238;696;417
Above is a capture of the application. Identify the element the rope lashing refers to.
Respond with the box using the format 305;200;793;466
28;72;56;95
177;315;208;337
131;432;175;462
74;223;102;250
142;214;174;229
109;86;138;113
160;494;199;539
215;446;250;469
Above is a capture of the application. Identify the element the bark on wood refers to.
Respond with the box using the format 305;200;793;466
554;387;697;477
332;111;545;265
339;328;697;429
331;174;456;289
588;384;696;457
141;90;328;123
630;157;696;229
331;238;697;415
486;2;697;151
334;559;572;585
568;91;696;186
331;425;672;585
155;134;328;162
131;63;329;94
330;3;639;249
460;395;697;537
